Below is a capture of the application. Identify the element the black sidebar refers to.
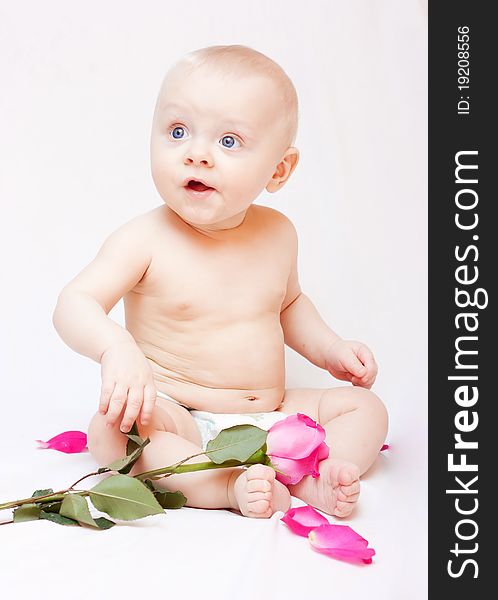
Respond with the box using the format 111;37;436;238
429;2;494;597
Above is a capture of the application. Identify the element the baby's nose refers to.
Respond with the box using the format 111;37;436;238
184;146;213;168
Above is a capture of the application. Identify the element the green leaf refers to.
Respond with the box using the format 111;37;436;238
61;494;116;529
31;488;54;498
13;504;41;522
142;478;186;508
39;501;62;513
89;474;164;520
154;490;187;509
60;494;100;528
105;437;150;474
93;516;116;530
125;421;145;454
206;425;268;464
39;511;80;526
126;434;145;449
245;449;269;464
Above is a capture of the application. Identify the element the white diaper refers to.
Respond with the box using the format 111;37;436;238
188;410;288;451
156;390;287;450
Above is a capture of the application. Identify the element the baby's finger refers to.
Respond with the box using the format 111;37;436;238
351;376;373;389
99;380;115;415
351;377;372;390
106;386;128;428
352;367;377;389
343;351;367;379
140;385;157;426
357;346;377;376
331;370;354;383
120;387;144;433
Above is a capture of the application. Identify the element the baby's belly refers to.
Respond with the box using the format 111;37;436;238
134;318;286;413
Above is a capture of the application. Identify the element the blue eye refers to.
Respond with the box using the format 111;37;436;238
220;135;240;149
170;126;187;140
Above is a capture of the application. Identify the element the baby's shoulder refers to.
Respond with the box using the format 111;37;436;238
252;205;298;242
97;207;166;260
113;205;167;238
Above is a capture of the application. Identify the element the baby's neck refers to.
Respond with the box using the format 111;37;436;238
182;208;251;238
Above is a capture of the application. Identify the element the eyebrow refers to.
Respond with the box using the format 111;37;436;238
159;102;255;140
159;101;190;114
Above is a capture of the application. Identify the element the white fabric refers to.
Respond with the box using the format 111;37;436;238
1;441;406;599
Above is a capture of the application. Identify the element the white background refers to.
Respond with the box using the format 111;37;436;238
0;1;427;598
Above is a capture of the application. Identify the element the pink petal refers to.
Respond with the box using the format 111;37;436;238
309;524;376;564
380;444;390;451
281;505;330;537
270;455;306;485
267;413;327;459
271;441;330;485
35;430;87;453
271;454;318;485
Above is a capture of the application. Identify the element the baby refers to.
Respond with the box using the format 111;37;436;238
53;45;388;519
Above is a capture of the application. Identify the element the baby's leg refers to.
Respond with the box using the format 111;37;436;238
278;386;388;517
87;400;290;517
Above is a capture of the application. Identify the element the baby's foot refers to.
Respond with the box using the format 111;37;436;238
230;464;291;518
289;458;360;518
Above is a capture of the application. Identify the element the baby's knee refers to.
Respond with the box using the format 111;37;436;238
86;411;128;467
353;387;389;430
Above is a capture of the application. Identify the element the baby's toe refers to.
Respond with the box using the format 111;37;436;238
246;464;275;482
247;478;272;493
341;480;360;496
337;480;361;502
337;489;360;503
334;500;355;518
248;499;271;514
338;464;360;487
248;491;272;503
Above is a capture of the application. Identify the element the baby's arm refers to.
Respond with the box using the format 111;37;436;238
279;219;377;388
52;218;156;431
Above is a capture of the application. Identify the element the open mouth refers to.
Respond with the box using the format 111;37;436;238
186;180;214;192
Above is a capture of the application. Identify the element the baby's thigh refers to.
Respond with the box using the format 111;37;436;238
278;386;377;424
277;388;323;422
87;398;201;468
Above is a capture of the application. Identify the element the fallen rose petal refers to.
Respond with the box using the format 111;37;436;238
35;431;87;453
380;444;390;451
281;505;330;537
308;524;376;564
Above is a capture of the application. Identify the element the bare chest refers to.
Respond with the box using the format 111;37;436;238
130;226;291;321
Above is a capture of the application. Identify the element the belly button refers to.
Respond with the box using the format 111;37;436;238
245;396;257;401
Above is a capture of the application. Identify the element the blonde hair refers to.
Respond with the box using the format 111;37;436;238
169;45;299;147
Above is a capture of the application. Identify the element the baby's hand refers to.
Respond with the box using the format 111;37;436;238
324;339;378;389
99;341;157;433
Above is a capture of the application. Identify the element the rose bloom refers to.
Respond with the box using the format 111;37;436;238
266;413;329;485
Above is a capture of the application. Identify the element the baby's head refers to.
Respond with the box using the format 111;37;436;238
150;45;299;231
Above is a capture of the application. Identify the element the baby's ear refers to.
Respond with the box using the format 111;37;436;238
266;147;300;193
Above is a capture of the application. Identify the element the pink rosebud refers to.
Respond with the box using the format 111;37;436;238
267;413;330;485
380;444;390;451
309;524;376;564
281;505;330;537
35;431;87;453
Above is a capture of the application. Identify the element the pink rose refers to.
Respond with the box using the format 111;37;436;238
266;413;329;485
